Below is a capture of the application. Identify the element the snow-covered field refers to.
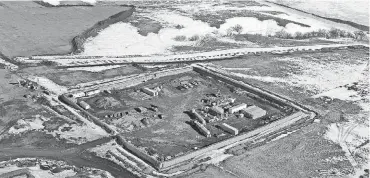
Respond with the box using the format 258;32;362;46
271;0;369;26
81;1;359;56
230;55;368;94
318;68;369;176
82;10;218;56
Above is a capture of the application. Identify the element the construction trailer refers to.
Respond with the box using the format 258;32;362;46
242;105;266;119
135;106;147;113
228;103;247;114
191;109;206;125
141;87;158;96
77;100;91;110
209;106;224;116
219;123;239;135
193;120;211;137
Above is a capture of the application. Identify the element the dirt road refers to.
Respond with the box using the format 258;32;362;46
20;43;368;66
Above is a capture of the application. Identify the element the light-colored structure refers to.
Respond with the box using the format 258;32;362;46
191;109;206;125
193;120;211;137
209;106;224;116
78;100;91;110
228;103;247;114
229;98;236;104
85;89;100;97
242;105;266;119
73;92;85;98
219;123;239;135
141;87;158;96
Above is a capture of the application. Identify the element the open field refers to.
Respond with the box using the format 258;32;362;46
0;69;44;138
0;70;71;149
0;1;130;58
18;65;144;86
218;121;354;178
0;68;110;150
211;47;369;98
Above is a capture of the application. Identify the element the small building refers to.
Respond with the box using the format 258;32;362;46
78;100;90;110
242;105;266;119
191;109;206;125
141;87;158;96
85;90;100;97
209;106;224;116
193;120;211;137
219;123;239;135
135;107;147;113
228;103;247;114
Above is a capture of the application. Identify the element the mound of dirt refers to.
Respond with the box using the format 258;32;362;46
93;97;122;109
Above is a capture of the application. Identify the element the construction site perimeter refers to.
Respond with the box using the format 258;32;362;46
59;63;316;171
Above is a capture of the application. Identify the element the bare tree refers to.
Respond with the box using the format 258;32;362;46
354;31;367;40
